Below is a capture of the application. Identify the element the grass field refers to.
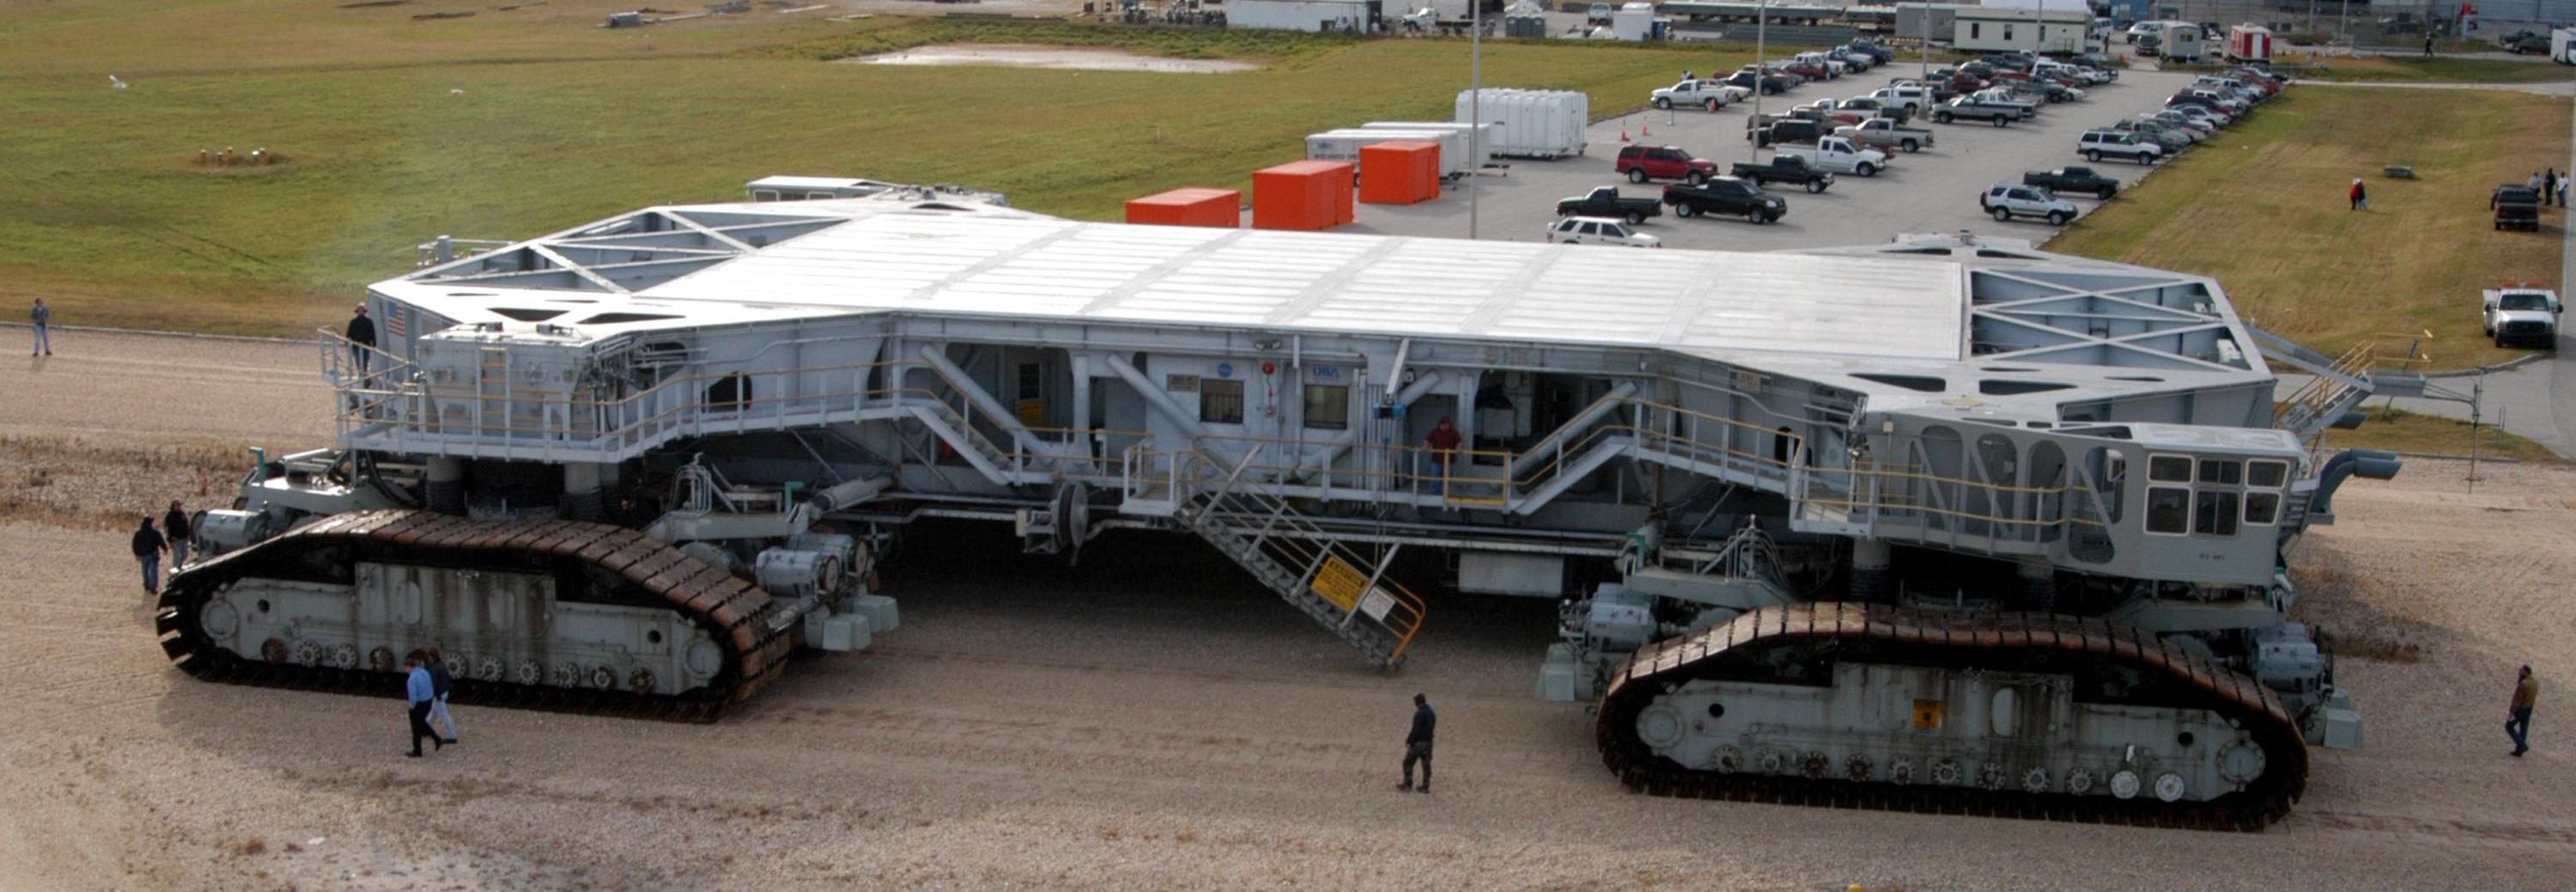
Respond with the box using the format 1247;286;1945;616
2047;85;2569;370
2269;51;2576;83
2320;407;2567;463
0;1;1773;337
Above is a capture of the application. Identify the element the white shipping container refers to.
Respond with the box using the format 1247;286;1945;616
1358;121;1497;170
1229;0;1375;33
1305;129;1473;179
1456;88;1589;159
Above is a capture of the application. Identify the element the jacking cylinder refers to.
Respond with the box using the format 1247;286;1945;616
425;457;466;515
1848;538;1892;601
564;462;604;521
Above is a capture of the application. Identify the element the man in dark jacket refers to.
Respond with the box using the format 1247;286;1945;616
1398;693;1436;792
131;516;167;595
345;305;378;378
425;646;459;745
162;501;192;570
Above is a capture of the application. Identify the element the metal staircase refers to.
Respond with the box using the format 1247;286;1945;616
1171;448;1426;668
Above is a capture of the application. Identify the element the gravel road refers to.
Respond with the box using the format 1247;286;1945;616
3;337;2571;891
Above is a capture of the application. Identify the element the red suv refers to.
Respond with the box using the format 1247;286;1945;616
1615;144;1718;185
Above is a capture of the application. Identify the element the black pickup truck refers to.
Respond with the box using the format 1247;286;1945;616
1750;118;1829;148
1556;186;1662;224
2021;166;2120;199
1727;155;1836;193
2494;184;2542;231
1662;179;1786;224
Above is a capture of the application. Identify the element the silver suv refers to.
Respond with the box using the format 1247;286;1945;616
2078;129;2162;165
1980;183;2079;226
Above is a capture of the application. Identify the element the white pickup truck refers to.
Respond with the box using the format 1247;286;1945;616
2483;285;2564;348
1774;136;1888;177
1651;78;1751;111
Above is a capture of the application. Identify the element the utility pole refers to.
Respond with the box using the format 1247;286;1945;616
1753;0;1767;158
1921;3;1932;82
1468;0;1482;240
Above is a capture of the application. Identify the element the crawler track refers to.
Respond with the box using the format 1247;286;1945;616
1595;602;2308;831
155;510;793;723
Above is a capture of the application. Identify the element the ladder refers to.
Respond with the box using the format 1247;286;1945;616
1171;447;1427;668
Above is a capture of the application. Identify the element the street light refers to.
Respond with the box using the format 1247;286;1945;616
1468;0;1482;240
1753;0;1767;158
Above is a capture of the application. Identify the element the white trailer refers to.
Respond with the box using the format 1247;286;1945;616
1229;0;1377;33
1609;1;1665;40
1456;88;1589;159
2159;22;2204;62
2553;26;2576;64
1305;128;1473;179
1359;121;1497;170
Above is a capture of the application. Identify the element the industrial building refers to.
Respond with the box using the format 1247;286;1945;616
1952;6;2093;52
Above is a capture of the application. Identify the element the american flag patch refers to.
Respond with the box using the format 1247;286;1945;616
384;304;405;339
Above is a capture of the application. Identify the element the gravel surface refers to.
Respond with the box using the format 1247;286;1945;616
3;339;2573;890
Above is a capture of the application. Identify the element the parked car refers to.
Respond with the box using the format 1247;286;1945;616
1795;52;1850;76
1981;183;2080;225
1614;144;1719;184
1932;96;2019;126
1750;118;1829;149
1836;118;1935;153
2483;285;2563;346
2140;112;2211;141
2022;166;2121;199
1555;186;1662;224
1776;135;1888;176
1869;84;1935;113
2078;129;2162;164
2035;82;2088;103
1662;178;1788;223
1792;100;1872;127
1728;154;1837;193
1722;70;1790;95
1586;2;1613;25
2494;184;2543;231
1653;79;1751;111
1832;96;1911;124
1846;39;1896;64
2500;28;2551;53
1969;88;2039;118
1545;215;1660;247
2112;118;2194;153
1826;46;1874;71
1780;58;1834;82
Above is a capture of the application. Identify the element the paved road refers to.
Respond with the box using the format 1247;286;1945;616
1348;69;2203;251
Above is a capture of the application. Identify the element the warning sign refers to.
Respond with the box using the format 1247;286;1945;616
1358;588;1397;622
1911;699;1945;730
1309;555;1367;611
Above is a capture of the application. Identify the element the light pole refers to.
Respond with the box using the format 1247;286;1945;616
1753;0;1767;158
1922;3;1933;82
1468;0;1482;240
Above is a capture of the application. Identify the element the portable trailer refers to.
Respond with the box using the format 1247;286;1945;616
1306;128;1472;180
167;178;2412;830
1358;121;1498;171
1457;88;1589;159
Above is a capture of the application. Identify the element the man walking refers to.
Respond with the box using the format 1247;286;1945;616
345;304;377;379
162;501;192;570
425;646;459;745
2348;178;2367;211
2548;168;2560;207
2509;665;2539;756
131;516;167;595
1397;693;1436;793
405;651;444;758
29;299;50;356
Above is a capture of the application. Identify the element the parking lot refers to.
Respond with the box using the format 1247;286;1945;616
1344;68;2202;250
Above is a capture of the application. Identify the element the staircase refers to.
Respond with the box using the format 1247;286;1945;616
1172;449;1426;668
902;398;1021;484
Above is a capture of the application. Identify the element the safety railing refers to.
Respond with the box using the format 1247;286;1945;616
2271;331;2432;429
1168;446;1430;664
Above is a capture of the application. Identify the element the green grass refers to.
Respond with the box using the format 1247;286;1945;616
2046;86;2569;370
2264;51;2576;83
0;1;1766;337
2317;407;2567;463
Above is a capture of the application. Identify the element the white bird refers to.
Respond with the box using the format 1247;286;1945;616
108;75;128;89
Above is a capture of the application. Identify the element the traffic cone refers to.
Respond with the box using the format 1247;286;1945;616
1642;116;1650;137
1619;120;1631;142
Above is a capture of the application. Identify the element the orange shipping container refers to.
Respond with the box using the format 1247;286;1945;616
1125;187;1241;228
1253;161;1353;232
1358;141;1442;205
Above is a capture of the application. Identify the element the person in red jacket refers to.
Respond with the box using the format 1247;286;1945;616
1423;417;1462;495
2348;178;2367;211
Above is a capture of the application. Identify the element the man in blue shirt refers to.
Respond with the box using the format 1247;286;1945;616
404;651;443;758
1398;693;1436;793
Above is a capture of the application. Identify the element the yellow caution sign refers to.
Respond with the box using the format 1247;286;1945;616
1911;699;1945;730
1309;555;1367;611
